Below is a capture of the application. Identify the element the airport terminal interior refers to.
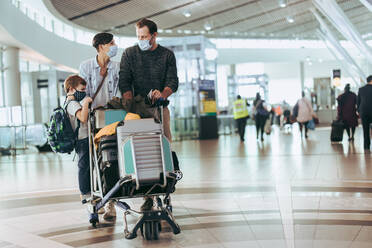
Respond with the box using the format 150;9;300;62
1;0;372;247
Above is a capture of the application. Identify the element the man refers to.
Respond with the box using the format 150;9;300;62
79;32;120;220
119;18;178;211
119;18;178;142
233;95;249;142
357;75;372;150
80;32;120;109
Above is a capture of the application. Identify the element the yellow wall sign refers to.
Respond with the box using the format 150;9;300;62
202;100;217;113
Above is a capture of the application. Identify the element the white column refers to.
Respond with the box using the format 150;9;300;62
3;46;21;107
229;64;236;75
300;61;305;93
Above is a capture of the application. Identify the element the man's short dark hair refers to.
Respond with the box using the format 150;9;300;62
136;18;157;34
92;32;113;51
367;75;372;83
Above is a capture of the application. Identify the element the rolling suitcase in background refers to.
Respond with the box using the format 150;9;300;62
330;120;344;142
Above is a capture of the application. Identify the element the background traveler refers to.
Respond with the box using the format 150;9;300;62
296;91;315;139
253;93;269;141
357;75;372;150
233;95;249;142
337;84;358;141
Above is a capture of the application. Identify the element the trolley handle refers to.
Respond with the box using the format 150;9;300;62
151;97;169;107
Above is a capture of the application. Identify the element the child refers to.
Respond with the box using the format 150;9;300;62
64;74;117;221
64;75;93;218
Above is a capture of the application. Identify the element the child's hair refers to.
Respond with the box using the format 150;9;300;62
64;74;87;93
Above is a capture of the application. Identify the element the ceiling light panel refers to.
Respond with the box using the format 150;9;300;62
51;0;118;19
49;0;371;39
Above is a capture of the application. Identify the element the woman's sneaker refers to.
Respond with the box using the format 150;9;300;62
80;194;91;204
103;200;116;220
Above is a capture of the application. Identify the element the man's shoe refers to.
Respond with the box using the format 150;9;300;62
140;197;154;212
103;200;116;220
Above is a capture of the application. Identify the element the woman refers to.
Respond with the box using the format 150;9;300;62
296;91;314;138
338;84;358;141
253;93;269;141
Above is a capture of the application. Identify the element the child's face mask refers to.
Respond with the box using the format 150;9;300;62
73;90;86;102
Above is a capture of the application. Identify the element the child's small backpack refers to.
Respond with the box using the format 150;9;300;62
47;100;80;153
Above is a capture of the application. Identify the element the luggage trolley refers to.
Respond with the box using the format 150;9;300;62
86;100;181;240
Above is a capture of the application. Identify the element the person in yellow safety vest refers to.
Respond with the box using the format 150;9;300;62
233;95;250;141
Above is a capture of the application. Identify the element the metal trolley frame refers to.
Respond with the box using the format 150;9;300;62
85;103;181;240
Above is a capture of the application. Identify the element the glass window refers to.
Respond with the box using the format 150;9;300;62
268;78;301;105
28;61;40;72
63;24;74;41
0;48;3;107
236;63;264;75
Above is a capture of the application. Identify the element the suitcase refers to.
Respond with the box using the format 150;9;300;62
330;120;344;142
98;135;120;195
98;135;118;165
264;117;272;135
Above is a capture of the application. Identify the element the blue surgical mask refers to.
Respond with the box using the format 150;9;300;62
138;36;152;51
107;45;118;58
73;90;86;102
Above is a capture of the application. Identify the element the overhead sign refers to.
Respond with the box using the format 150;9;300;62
333;69;341;79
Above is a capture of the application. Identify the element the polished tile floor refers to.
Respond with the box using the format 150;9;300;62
1;125;372;247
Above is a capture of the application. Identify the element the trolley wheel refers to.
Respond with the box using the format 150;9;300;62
89;213;99;228
152;221;160;240
175;170;183;181
143;221;152;240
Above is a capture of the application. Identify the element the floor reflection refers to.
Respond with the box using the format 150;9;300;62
1;125;372;247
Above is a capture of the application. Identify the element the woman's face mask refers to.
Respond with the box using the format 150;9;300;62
73;90;86;102
107;45;118;58
138;36;153;51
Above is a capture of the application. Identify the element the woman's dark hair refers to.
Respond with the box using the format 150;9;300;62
92;32;113;51
136;18;157;34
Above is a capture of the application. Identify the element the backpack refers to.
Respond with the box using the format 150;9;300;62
47;100;80;153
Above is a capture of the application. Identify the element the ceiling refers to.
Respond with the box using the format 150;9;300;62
46;0;372;40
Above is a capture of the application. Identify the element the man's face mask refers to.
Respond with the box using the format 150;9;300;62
107;45;118;58
73;90;86;102
138;36;153;51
